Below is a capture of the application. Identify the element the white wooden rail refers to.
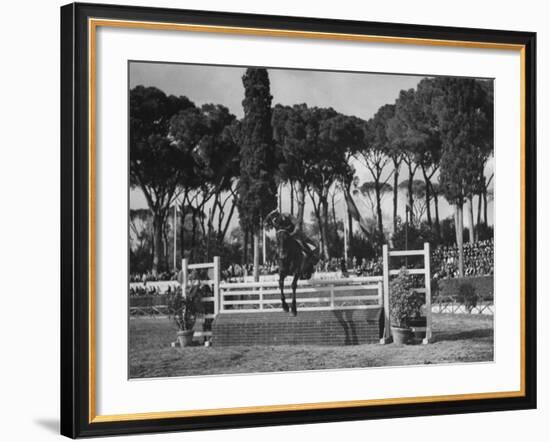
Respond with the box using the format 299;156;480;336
218;277;383;313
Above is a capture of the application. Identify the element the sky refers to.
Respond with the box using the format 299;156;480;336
129;61;424;120
129;61;493;234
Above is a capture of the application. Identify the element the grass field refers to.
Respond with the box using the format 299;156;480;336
129;313;493;378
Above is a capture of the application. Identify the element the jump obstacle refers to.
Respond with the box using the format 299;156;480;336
179;243;433;346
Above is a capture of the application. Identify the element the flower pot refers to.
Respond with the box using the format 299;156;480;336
177;330;194;347
408;316;427;340
391;326;412;345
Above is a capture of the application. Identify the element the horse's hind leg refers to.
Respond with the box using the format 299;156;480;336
290;273;299;316
279;274;289;312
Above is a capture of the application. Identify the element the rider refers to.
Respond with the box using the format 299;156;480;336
265;210;317;258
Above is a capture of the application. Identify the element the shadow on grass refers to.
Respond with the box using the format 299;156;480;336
433;328;493;343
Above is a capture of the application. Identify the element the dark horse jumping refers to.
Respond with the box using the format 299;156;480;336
265;211;319;316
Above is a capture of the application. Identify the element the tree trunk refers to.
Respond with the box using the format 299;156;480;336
309;191;324;258
433;189;441;238
392;167;399;234
483;189;488;225
375;182;383;235
477;192;483;228
422;168;432;226
152;212;165;276
347;212;353;257
316;214;324;258
407;171;414;226
296;182;305;231
320;196;330;260
190;212;197;261
249;230;254;265
220;197;237;242
162;222;168;266
206;208;212;261
253;231;260;282
290;182;294;216
455;203;464;277
467;196;475;243
425;185;432;225
242;228;248;265
150;223;155;258
331;193;337;227
179;207;185;263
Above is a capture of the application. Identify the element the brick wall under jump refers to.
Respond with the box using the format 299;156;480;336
211;308;383;346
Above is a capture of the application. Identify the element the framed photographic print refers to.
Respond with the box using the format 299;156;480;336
60;2;537;438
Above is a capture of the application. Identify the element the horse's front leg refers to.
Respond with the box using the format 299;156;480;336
290;273;299;316
279;274;289;312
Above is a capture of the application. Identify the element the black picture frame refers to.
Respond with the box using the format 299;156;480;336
61;2;537;438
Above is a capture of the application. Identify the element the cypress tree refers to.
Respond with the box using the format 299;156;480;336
237;68;277;280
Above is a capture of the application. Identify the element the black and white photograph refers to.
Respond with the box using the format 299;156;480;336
0;0;542;439
128;62;495;379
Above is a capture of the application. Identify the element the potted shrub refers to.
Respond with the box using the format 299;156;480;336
168;284;206;347
458;282;478;313
389;268;424;344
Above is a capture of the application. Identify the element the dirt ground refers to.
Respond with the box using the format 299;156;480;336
129;313;493;378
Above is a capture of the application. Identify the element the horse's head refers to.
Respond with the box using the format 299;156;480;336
264;209;280;231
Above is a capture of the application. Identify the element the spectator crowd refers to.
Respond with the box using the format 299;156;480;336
432;239;494;278
129;283;175;297
129;270;179;283
129;239;494;294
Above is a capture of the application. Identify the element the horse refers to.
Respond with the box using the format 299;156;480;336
275;228;319;316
